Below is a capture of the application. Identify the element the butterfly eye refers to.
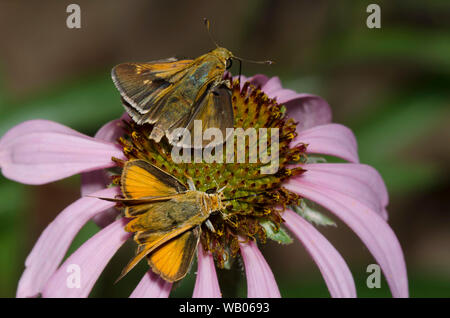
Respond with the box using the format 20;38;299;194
226;58;233;70
206;187;217;194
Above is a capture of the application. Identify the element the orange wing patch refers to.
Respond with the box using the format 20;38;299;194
116;223;196;283
121;159;186;199
148;227;200;282
139;59;193;79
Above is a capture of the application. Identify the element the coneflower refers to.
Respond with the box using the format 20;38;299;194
0;75;408;298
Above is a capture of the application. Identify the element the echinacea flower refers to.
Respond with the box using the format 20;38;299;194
0;74;408;298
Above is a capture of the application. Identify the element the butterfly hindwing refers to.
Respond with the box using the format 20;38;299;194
147;227;200;282
186;84;234;148
116;223;197;282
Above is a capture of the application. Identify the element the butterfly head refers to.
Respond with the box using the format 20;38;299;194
211;47;234;70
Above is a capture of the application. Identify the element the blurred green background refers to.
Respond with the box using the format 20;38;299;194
0;0;449;297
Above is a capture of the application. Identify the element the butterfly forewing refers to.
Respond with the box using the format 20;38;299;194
112;59;193;118
121;159;187;199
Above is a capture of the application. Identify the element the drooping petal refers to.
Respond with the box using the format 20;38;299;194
80;170;110;199
239;239;281;298
82;166;119;228
80;117;125;194
259;76;332;130
91;113;129;143
283;209;356;298
193;246;221;298
234;75;332;131
261;76;300;104
304;163;389;217
42;218;131;298
285;179;408;298
292;123;359;163
81;116;127;227
0;119;86;143
261;76;283;96
284;95;332;132
299;164;387;219
381;208;389;221
235;74;269;90
247;74;270;88
130;271;172;298
0;120;125;185
16;187;120;298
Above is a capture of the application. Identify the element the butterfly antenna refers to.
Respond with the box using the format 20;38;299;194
233;56;274;65
203;18;220;48
223;193;263;201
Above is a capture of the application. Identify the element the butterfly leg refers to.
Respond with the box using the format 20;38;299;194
205;219;216;233
184;173;196;191
149;125;165;142
217;185;227;193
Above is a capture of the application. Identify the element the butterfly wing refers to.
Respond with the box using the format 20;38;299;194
168;84;234;148
117;193;206;281
117;194;207;281
121;159;186;198
111;58;193;118
120;159;187;217
116;223;197;282
147;227;200;282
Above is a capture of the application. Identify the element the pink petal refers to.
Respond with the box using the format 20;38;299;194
81;116;126;227
234;74;269;90
304;163;389;214
299;164;387;219
239;239;281;298
80;170;111;199
80;118;124;194
0;120;125;185
262;77;315;105
284;95;332;132
16;187;120;298
193;246;221;298
259;76;332;131
292;123;359;163
285;179;408;297
0;119;86;144
381;208;389;221
130;271;172;298
91;113;128;143
42;218;131;298
234;74;331;131
247;74;270;88
261;76;283;96
259;76;298;103
283;209;356;298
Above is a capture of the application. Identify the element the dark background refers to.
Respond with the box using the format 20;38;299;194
0;0;449;297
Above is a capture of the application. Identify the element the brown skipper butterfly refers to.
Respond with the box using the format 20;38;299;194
111;19;271;148
101;159;226;282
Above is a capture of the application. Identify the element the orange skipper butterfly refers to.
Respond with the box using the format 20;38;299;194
101;159;225;282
